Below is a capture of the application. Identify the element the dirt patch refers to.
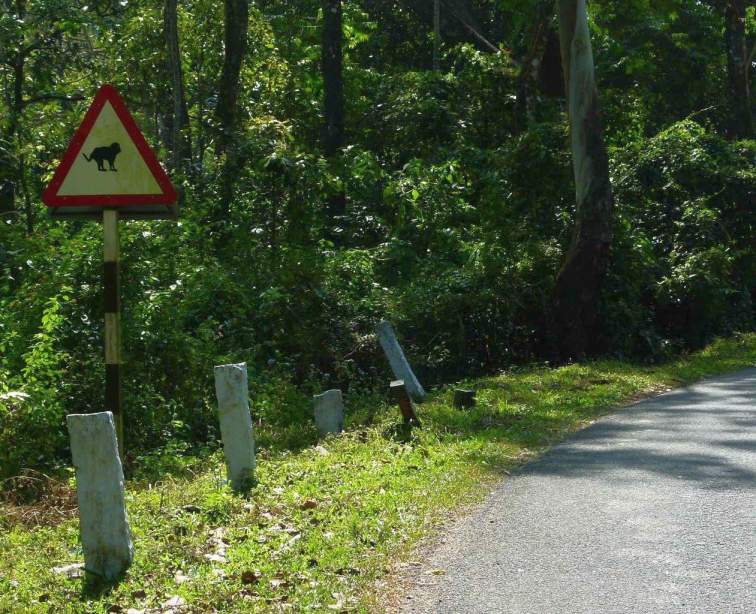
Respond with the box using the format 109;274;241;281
0;470;77;528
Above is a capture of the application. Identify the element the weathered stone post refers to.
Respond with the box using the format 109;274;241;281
313;389;345;435
214;363;255;490
376;320;426;402
66;411;133;580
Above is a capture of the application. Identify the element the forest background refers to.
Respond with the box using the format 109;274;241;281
0;0;754;482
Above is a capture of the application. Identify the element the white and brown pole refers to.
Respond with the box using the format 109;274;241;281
103;209;123;459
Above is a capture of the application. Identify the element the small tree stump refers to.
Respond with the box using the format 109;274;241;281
313;389;345;435
453;389;476;409
214;362;255;491
390;380;420;425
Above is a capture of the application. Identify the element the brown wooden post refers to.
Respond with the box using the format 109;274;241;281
390;380;420;426
103;209;123;459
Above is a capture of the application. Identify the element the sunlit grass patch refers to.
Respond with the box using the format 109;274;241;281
1;333;754;612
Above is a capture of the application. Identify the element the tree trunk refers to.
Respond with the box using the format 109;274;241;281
19;156;32;234
216;0;249;212
0;59;22;215
164;0;191;175
433;0;441;71
514;0;555;133
0;1;26;215
724;0;753;138
322;0;344;157
552;0;613;361
322;0;346;219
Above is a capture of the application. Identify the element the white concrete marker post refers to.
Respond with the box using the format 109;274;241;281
376;320;426;402
66;411;133;580
214;363;255;490
313;389;345;435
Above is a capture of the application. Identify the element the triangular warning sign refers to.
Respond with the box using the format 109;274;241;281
43;84;176;214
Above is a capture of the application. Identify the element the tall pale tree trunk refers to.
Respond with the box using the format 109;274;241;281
552;0;613;361
723;0;753;138
216;0;249;213
322;0;345;218
164;0;191;175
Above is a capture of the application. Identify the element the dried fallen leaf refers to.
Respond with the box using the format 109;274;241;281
174;570;189;585
162;595;186;608
51;563;85;579
328;592;346;610
241;570;262;585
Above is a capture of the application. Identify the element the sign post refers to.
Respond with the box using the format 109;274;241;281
42;84;177;460
103;209;123;457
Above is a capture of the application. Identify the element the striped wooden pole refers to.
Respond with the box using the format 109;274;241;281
103;209;123;459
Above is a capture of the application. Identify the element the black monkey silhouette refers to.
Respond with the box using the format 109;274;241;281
82;142;121;171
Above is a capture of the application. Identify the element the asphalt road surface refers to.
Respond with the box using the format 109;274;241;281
400;369;756;614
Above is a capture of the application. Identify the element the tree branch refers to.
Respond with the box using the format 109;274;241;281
440;0;509;56
21;93;85;108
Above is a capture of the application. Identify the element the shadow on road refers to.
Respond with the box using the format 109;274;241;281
522;369;756;490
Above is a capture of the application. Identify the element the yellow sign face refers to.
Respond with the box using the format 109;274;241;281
57;101;163;196
42;84;177;214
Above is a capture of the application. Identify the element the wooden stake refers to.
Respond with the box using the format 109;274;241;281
390;380;420;426
103;209;123;459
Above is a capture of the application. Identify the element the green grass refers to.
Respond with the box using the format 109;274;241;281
1;333;755;613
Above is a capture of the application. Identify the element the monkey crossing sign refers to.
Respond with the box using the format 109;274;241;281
42;84;177;218
42;84;177;460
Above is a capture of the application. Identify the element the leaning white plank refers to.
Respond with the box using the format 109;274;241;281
376;320;426;402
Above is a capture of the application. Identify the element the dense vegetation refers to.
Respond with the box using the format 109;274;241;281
1;0;754;480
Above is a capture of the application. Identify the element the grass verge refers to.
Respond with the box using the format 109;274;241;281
1;333;755;613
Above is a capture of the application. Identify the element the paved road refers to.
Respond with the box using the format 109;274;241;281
401;369;756;614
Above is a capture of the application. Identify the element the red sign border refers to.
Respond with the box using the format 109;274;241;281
42;84;177;208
